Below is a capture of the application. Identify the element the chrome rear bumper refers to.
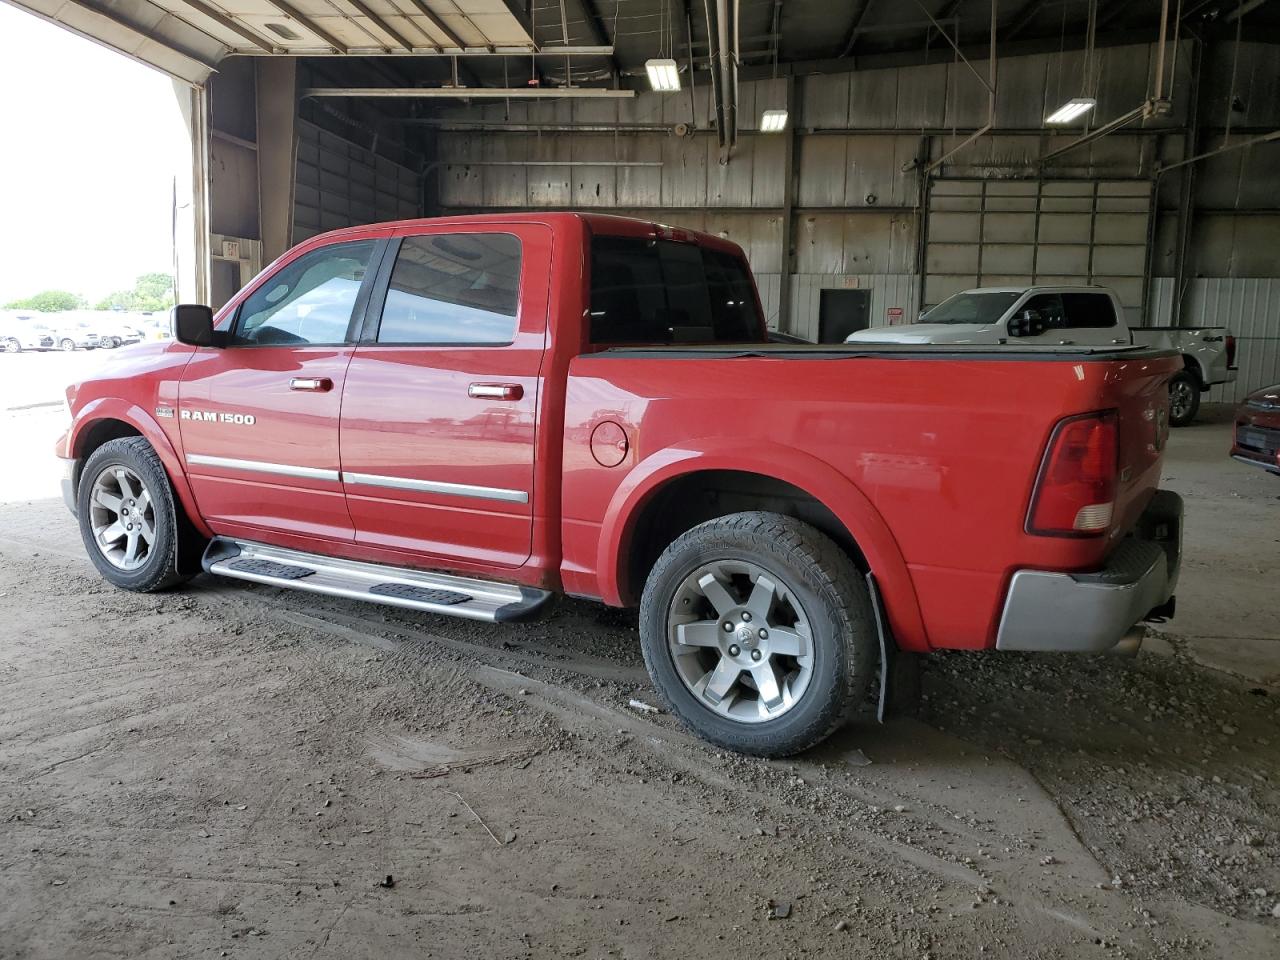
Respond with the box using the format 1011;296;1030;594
996;490;1182;653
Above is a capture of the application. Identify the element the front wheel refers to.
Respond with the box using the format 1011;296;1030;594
3;338;20;354
1168;370;1201;427
77;437;194;592
639;512;876;757
60;338;76;352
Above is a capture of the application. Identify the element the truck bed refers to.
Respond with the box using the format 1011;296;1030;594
561;344;1181;653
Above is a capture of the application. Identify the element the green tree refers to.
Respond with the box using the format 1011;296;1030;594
4;290;86;312
93;272;176;312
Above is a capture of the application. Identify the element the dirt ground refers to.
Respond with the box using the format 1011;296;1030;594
1;365;1278;958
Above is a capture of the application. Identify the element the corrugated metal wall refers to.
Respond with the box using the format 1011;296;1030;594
426;39;1279;391
294;120;418;246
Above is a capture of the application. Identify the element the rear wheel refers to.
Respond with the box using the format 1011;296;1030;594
1168;370;1201;427
639;512;875;757
77;437;194;592
3;338;20;354
60;338;76;352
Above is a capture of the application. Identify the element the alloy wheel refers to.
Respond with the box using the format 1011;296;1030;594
88;466;157;571
666;560;815;724
1170;379;1194;421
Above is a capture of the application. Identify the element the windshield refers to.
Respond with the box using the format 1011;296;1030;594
921;291;1021;325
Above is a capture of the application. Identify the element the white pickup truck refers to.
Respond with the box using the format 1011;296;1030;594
847;285;1237;425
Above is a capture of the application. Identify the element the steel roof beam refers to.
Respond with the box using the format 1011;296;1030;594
172;0;275;52
342;0;418;50
274;44;613;56
264;0;350;52
302;85;636;98
397;0;467;48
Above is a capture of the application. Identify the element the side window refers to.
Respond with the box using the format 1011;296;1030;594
377;233;521;345
1062;293;1118;329
233;240;376;346
1022;293;1067;330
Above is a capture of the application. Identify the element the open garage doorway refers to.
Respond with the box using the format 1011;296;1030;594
0;5;190;503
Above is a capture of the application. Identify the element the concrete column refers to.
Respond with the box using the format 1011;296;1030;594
256;58;298;265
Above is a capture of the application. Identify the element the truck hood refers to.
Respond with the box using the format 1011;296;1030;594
846;323;999;344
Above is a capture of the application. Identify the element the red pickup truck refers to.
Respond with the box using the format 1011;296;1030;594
58;213;1183;756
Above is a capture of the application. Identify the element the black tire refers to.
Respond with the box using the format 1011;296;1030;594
1168;370;1201;427
77;437;194;592
639;512;876;757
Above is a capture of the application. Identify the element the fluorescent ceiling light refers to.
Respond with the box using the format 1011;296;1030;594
1045;97;1097;124
760;109;788;132
645;58;680;92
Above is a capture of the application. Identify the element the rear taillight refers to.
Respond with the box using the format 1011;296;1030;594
1028;411;1119;537
1226;335;1237;370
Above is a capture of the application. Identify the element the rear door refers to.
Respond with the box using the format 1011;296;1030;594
1021;290;1125;346
179;237;383;542
338;223;550;568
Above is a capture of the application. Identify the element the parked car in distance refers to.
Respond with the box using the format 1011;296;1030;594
43;313;103;351
59;213;1185;758
845;285;1237;426
1231;383;1280;476
0;312;56;352
89;313;147;349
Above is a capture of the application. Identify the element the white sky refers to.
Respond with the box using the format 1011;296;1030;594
0;5;186;303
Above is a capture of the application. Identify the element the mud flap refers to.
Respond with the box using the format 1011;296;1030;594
867;572;920;722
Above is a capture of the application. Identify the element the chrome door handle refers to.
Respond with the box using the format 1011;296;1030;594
468;383;523;401
290;377;333;392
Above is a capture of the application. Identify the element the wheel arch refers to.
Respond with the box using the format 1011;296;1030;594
597;442;929;651
1179;354;1208;389
70;400;212;539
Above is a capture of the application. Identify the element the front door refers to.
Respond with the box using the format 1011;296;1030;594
179;237;382;542
339;224;549;569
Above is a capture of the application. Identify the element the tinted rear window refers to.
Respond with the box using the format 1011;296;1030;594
589;236;762;345
1062;293;1118;329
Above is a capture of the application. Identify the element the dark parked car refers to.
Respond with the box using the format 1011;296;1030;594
1231;384;1280;476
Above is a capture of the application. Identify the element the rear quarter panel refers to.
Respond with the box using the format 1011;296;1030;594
562;350;1179;651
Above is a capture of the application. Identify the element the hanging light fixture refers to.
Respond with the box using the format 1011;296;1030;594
760;109;788;132
645;58;681;92
1045;97;1097;124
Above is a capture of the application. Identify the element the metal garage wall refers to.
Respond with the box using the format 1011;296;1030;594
925;179;1152;325
426;40;1276;351
1149;277;1280;403
293;121;418;245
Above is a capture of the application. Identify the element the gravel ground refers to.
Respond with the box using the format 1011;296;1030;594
0;381;1277;959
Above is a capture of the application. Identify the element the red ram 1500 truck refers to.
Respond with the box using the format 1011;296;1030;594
58;213;1183;756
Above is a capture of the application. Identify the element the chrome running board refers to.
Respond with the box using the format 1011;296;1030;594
202;538;551;623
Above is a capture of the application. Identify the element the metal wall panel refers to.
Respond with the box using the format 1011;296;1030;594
293;121;417;245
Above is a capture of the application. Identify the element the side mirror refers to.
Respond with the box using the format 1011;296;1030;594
1008;308;1045;338
172;304;220;347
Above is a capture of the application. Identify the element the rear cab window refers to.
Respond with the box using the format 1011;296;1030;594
588;235;763;346
1061;293;1118;329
